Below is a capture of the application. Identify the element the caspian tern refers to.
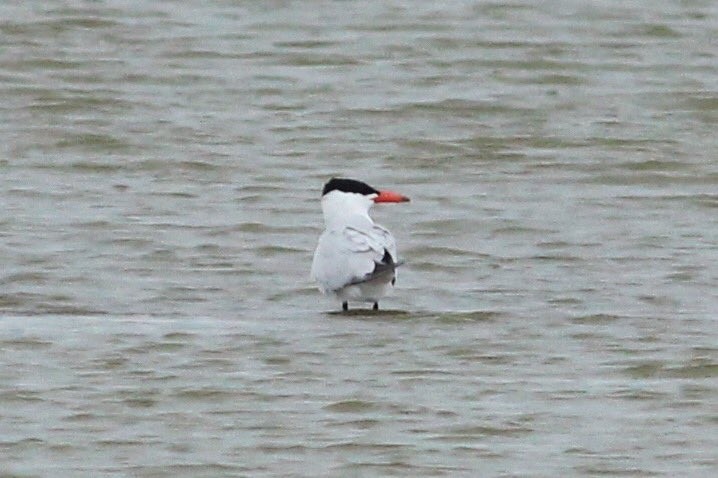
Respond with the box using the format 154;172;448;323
311;178;410;312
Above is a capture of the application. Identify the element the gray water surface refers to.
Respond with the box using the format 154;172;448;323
1;1;717;476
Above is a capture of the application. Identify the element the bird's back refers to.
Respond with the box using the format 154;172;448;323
311;217;397;294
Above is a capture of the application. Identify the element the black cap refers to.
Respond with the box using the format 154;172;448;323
322;178;379;196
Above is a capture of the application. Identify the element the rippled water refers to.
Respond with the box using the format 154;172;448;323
1;1;717;476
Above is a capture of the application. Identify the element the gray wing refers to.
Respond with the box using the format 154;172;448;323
311;223;400;293
347;247;404;286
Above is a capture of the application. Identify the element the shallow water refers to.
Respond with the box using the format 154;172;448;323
1;1;717;476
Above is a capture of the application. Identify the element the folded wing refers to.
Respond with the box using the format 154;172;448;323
311;222;400;293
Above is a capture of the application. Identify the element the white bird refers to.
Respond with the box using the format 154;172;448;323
311;178;410;312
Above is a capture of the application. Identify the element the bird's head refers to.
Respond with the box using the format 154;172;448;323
320;178;410;225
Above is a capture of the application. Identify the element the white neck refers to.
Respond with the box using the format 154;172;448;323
321;191;375;229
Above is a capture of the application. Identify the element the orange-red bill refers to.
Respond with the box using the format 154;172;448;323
374;190;410;203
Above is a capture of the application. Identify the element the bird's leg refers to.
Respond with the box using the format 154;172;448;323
342;302;348;312
373;302;379;311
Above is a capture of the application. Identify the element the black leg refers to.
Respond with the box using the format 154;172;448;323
373;302;379;311
342;301;348;312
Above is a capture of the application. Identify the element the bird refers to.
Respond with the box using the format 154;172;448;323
311;178;410;312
